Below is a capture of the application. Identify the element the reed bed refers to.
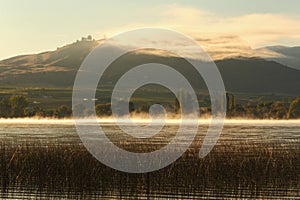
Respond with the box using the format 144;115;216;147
0;140;299;198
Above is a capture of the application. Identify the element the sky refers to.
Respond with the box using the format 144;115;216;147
1;0;300;60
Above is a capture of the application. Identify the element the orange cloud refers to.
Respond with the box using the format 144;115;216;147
98;5;300;60
159;5;300;47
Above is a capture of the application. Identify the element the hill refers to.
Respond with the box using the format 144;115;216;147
0;39;300;95
0;39;99;87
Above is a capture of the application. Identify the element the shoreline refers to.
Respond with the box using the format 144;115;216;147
0;117;300;125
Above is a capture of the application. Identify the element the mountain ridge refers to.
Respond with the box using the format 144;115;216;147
0;39;300;95
256;45;300;70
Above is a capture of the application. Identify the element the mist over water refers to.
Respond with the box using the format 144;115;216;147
0;117;300;125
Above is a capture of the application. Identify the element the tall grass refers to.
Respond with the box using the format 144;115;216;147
0;140;299;198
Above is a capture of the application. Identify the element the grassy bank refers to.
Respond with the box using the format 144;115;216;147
0;141;299;198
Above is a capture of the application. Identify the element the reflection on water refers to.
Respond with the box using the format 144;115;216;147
0;120;299;199
2;186;299;200
1;121;299;147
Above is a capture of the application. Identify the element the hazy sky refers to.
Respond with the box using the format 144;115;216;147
1;0;300;59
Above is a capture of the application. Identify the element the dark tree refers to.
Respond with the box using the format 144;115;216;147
95;103;112;116
173;98;180;114
0;98;12;118
9;96;29;117
54;105;72;118
270;102;287;119
288;98;300;119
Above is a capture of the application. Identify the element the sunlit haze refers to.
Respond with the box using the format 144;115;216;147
1;0;300;59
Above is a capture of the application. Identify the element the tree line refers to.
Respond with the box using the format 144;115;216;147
0;96;72;118
0;95;300;119
227;98;300;119
223;93;300;119
87;97;300;119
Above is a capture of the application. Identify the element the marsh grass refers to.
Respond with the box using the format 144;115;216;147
0;140;299;198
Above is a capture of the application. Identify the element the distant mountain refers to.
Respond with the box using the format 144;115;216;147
256;46;300;70
98;53;300;95
215;58;300;95
0;39;300;95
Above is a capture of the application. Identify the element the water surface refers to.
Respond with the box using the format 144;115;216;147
0;120;299;199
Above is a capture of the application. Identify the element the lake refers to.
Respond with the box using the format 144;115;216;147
0;119;299;199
